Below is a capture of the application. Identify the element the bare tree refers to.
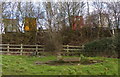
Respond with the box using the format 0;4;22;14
2;2;19;33
42;2;62;55
92;0;107;38
61;2;85;28
105;1;120;34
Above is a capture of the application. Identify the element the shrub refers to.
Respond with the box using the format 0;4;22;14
114;33;120;55
84;37;115;53
44;32;62;52
83;34;120;57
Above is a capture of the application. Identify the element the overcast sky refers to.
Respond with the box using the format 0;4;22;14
0;0;119;2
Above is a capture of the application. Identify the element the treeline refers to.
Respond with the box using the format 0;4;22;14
2;26;113;45
1;1;120;53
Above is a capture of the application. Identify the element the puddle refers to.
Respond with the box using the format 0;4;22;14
35;59;103;66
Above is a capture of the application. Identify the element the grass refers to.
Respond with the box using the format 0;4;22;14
1;55;119;75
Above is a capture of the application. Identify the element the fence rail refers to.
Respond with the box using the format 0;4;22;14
0;44;84;55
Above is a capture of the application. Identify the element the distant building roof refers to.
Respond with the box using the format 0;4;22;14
24;17;37;32
2;19;20;33
70;15;84;30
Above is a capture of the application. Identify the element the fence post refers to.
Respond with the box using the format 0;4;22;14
20;44;23;55
82;45;84;50
43;45;44;52
36;45;38;55
81;45;85;55
7;44;10;54
67;45;69;52
66;45;69;56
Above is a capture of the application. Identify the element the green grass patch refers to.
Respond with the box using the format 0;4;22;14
1;55;119;75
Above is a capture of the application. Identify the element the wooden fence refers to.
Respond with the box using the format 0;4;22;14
0;44;84;55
